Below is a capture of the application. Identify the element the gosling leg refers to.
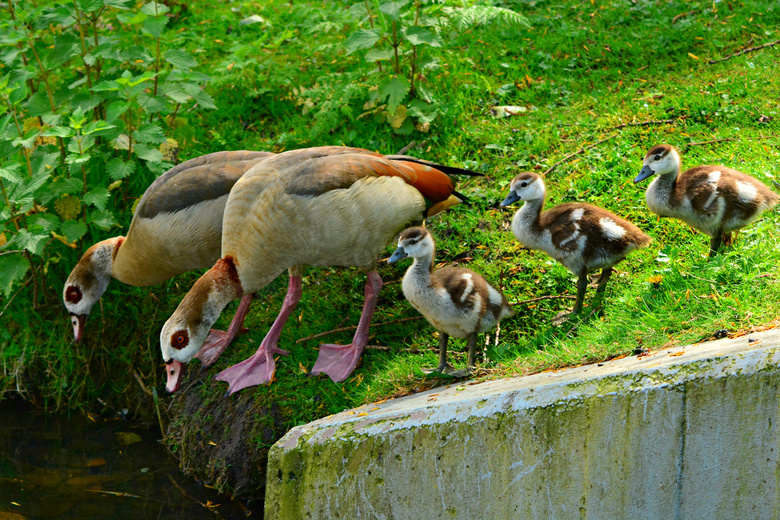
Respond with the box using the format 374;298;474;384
709;234;723;258
573;271;589;314
595;267;613;293
423;332;452;374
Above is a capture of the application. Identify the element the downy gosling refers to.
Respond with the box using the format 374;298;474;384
501;172;651;319
634;144;779;257
388;227;513;377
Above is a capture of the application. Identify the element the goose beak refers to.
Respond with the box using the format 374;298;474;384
634;166;655;184
70;313;87;342
387;247;408;264
499;192;521;207
165;360;184;393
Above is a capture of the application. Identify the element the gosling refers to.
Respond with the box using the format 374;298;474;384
500;172;651;319
634;144;779;257
388;227;513;376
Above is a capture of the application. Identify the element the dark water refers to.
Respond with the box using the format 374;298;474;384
0;399;258;520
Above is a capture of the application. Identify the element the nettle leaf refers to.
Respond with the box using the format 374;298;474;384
134;144;163;163
89;209;119;230
92;79;121;92
137;93;167;113
14;228;48;255
30;151;60;176
29;213;60;233
365;48;395;62
378;76;410;114
107;158;136;180
49;177;84;197
164;50;198;69
45;40;80;69
0;253;29;297
15;171;51;200
61;220;88;243
0;167;23;184
82;120;115;136
182;83;216;109
84;187;110;210
103;0;132;9
132;123;166;144
43;126;74;138
378;0;409;20
76;0;104;12
106;101;130;123
163;86;191;104
143;16;169;38
402;26;443;47
140;1;171;16
344;29;381;55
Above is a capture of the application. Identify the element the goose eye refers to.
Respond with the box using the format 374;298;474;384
171;330;189;350
65;286;82;304
654;154;662;161
520;182;528;188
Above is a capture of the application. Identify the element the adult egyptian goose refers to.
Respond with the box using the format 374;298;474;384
388;227;512;376
63;151;275;368
500;172;651;318
159;146;477;395
634;144;779;256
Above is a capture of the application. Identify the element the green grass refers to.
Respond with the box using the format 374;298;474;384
2;0;780;468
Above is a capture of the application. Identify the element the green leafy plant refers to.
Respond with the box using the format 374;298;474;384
343;0;529;134
0;0;213;303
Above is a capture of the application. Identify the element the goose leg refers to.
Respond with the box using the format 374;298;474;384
709;234;723;258
196;293;253;368
572;271;589;314
594;267;613;293
311;270;382;383
215;273;303;395
423;332;452;374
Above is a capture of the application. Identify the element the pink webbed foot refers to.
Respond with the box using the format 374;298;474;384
215;344;289;396
196;327;249;368
310;343;365;383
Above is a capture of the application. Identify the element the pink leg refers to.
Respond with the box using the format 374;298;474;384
311;270;382;383
196;293;253;367
215;274;303;395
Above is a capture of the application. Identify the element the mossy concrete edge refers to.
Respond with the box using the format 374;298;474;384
267;328;780;519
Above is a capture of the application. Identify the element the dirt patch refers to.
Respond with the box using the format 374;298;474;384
166;377;287;508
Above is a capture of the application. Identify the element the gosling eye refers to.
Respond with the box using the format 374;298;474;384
520;182;528;188
654;154;662;161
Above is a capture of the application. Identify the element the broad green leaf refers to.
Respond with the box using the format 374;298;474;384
0;253;29;296
83;120;116;136
164;50;198;69
140;1;171;15
443;5;529;31
137;93;167;113
14;171;50;201
365;48;395;62
43;126;74;138
89;209;119;230
143;16;169;38
134;144;163;163
84;187;110;210
61;220;88;243
378;0;409;19
92;79;121;92
343;29;381;55
107;159;136;180
378;76;410;114
0;167;23;184
103;0;132;8
182;83;216;109
76;0;104;12
163;86;192;104
14;228;48;255
402;26;443;47
12;128;39;150
29;214;60;233
25;90;51;117
49;177;84;197
132;123;166;144
45;41;79;69
30;152;60;176
106;101;130;123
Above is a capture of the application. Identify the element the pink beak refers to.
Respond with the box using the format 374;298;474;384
70;314;87;342
165;360;184;393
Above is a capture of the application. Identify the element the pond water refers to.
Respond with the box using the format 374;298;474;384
0;398;259;519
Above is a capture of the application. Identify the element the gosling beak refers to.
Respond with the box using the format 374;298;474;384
634;166;655;184
70;313;87;342
499;192;521;207
387;247;408;264
165;360;184;393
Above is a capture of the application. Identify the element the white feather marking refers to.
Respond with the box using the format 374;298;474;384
707;170;721;185
460;273;474;303
600;217;626;240
736;181;758;203
570;208;585;221
487;285;504;306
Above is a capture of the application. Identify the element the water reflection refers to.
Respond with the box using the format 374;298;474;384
0;398;257;519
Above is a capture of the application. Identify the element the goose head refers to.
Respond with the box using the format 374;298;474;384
635;144;682;183
63;237;123;341
388;227;434;263
160;258;242;393
499;172;545;207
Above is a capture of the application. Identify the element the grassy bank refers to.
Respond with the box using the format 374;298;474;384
2;0;779;496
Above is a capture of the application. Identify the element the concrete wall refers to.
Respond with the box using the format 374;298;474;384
266;329;780;519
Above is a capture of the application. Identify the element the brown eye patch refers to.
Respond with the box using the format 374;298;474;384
171;330;189;350
65;286;82;304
